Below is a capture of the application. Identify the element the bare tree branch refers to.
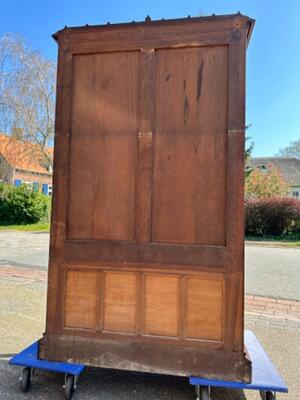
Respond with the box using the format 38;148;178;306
277;139;300;160
0;33;56;169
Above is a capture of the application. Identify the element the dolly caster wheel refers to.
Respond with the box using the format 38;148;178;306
260;390;276;400
196;385;210;400
64;374;75;400
19;367;32;392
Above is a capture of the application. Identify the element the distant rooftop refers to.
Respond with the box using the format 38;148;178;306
249;157;300;186
0;134;53;175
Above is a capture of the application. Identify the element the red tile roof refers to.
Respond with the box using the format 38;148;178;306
0;134;53;175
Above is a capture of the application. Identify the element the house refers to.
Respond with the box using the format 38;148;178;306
249;157;300;198
0;134;53;195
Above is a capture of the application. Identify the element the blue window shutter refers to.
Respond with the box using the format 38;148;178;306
42;183;48;195
14;179;22;187
33;182;39;192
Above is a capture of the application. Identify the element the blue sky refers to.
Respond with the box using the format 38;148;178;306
1;0;299;157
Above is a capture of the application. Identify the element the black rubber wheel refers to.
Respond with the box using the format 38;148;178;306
19;367;31;392
200;386;210;400
260;391;275;400
65;374;75;400
266;392;275;400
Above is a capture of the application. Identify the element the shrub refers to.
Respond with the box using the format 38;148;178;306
245;165;289;198
0;183;50;225
245;197;300;236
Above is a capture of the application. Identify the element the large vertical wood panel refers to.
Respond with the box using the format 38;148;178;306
103;272;137;333
68;55;96;239
68;52;139;241
92;52;139;241
64;270;98;329
152;46;228;245
186;277;223;340
144;274;179;336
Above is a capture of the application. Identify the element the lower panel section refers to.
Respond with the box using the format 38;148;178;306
38;333;251;382
63;269;224;341
45;267;248;381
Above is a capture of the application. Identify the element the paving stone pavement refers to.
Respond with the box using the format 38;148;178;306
245;295;300;329
0;265;47;282
0;276;46;356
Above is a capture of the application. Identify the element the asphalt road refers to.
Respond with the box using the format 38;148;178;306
0;231;49;270
245;245;300;300
0;231;299;300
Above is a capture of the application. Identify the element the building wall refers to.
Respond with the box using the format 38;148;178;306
13;169;52;195
290;186;300;198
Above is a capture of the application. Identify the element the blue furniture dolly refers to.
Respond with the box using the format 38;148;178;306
10;330;288;400
190;331;288;400
9;341;84;399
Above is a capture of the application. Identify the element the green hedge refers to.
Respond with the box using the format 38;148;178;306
0;183;51;225
245;197;300;236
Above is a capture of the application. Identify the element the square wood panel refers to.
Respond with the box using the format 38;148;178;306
64;270;98;329
144;274;179;337
186;277;223;340
103;272;137;333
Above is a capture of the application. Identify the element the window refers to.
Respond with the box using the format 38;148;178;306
292;191;299;197
48;185;52;196
14;179;22;187
42;184;48;195
259;165;268;173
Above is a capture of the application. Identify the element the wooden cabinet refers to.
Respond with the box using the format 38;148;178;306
39;13;255;383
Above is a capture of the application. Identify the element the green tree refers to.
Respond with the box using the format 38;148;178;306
245;136;254;163
245;164;289;198
245;124;254;177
